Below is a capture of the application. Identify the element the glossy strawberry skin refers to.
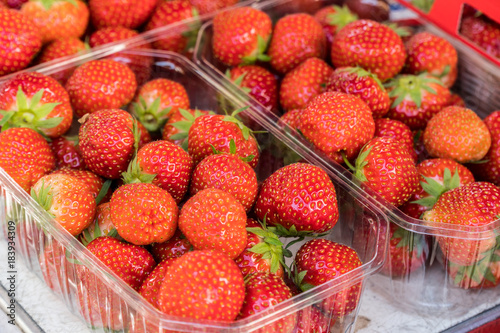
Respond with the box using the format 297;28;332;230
188;0;238;15
149;229;191;263
139;258;177;309
374;118;417;163
89;0;158;29
279;109;302;130
268;13;326;74
52;167;106;200
331;19;406;81
0;128;55;192
49;135;86;170
229;65;278;111
78;202;120;246
179;188;247;259
254;163;339;234
294;305;332;333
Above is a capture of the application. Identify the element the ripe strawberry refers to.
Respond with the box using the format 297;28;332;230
65;59;137;117
78;109;151;179
313;5;358;47
460;14;500;59
293;306;332;333
326;66;390;118
39;239;78;298
400;158;475;219
89;0;158;29
139;258;177;309
279;57;333;111
385;73;451;130
130;78;190;132
423;106;491;163
347;136;419;206
254;163;339;235
374;118;417;162
162;108;211;149
179;188;247;259
20;0;89;44
158;250;245;321
279;109;302;130
0;72;73;139
0;127;55;192
294;239;362;318
212;7;272;66
297;91;375;164
423;182;500;266
145;0;200;54
0;9;42;76
237;272;296;333
188;0;238;15
404;32;458;88
49;135;85;170
447;93;466;107
31;173;96;236
268;13;326;74
78;202;122;246
331;19;406;81
52;167;108;201
149;229;191;262
227;65;278;112
447;247;500;290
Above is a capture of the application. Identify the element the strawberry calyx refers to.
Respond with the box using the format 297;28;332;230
241;35;271;65
342;149;370;183
410;0;434;13
95;179;112;205
338;66;384;90
222;106;256;141
79;221;119;247
385;73;444;109
383;22;412;37
210;139;255;163
272;223;329;240
0;87;63;136
225;69;252;94
393;226;426;258
30;180;55;218
121;155;156;185
170;108;214;151
132;96;172;132
293;265;315;292
326;5;358;31
411;167;461;208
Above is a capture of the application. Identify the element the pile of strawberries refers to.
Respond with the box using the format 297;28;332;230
208;2;500;289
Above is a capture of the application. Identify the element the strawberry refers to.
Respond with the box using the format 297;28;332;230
460;14;500;59
149;229;191;262
0;8;42;76
346;136;419;207
162;108;211;149
237;272;296;333
404;32;458;88
78;109;151;179
139;258;177;309
212;7;272;66
279;57;333;111
51;167;108;201
188;0;238;15
374;118;418;162
145;0;200;54
190;145;258;212
65;59;137;117
313;5;358;47
326;66;390;118
279;109;302;130
400;158;475;219
447;93;466;107
423;106;491;163
110;182;178;245
268;13;326;74
78;202;122;246
297;91;375;164
227;65;278;112
20;0;89;44
89;0;158;29
447;247;500;290
31;173;96;236
39;239;75;296
0;127;55;192
294;239;362;318
179;188;247;259
132;140;193;203
422;182;500;266
331;19;406;81
385;73;451;130
49;135;85;170
293;306;332;333
254;163;339;235
158;250;245;321
0;72;73;139
131;78;190;133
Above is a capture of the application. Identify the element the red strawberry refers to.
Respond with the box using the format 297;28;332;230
179;188;247;259
237;272;296;333
65;59;137;117
297;91;375;164
400;158;475;219
110;182;178;245
149;229;191;262
31;173;96;236
254;163;339;235
78;109;151;179
188;0;238;15
0;127;55;192
39;239;75;296
158;250;245;321
227;65;278;112
78;202;121;246
404;32;458;88
268;13;326;74
374;118;417;162
21;0;89;44
293;306;332;333
52;167;108;201
89;0;158;29
139;258;177;309
423;182;500;266
326;66;390;118
49;135;85;170
212;7;272;66
423;106;491;163
294;239;363;318
0;72;73;139
131;78;190;132
0;8;42;76
279;57;333;111
447;93;466;107
313;5;358;47
447;247;500;290
460;14;500;59
385;73;451;130
279;109;302;130
162;108;211;148
331;19;406;81
347;136;419;206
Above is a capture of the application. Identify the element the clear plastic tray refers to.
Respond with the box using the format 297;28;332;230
0;49;387;332
192;0;500;317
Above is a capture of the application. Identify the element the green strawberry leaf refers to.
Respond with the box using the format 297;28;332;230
121;155;157;185
29;89;44;109
37;117;64;129
16;87;28;111
95;180;112;205
327;5;358;30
